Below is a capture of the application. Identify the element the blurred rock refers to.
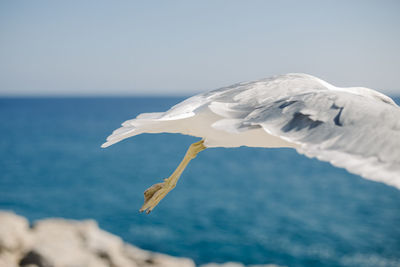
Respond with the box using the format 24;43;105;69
0;250;20;267
19;250;52;267
30;219;110;267
0;211;281;267
124;245;195;267
0;211;32;252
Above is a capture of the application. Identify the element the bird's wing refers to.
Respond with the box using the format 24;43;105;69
206;74;400;189
101;95;210;148
102;73;400;189
102;73;326;147
247;91;400;189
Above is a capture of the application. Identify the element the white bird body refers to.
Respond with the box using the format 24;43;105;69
120;106;298;149
102;73;400;192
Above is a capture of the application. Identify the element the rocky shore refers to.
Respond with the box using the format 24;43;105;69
0;211;281;267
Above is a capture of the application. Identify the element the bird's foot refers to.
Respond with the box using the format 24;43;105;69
139;178;175;214
139;139;206;214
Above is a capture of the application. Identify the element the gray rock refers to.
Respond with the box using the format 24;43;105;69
0;250;20;267
0;211;32;252
0;210;281;267
19;250;52;267
30;218;110;267
124;244;195;267
0;211;194;267
0;211;33;267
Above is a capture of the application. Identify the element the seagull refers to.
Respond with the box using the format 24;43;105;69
102;73;400;213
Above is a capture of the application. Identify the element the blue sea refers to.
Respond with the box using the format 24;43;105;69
0;97;400;267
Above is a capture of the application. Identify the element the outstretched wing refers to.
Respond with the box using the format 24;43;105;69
246;91;400;188
206;74;400;189
102;73;400;189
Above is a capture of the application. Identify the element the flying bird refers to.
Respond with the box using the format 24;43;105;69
102;73;400;213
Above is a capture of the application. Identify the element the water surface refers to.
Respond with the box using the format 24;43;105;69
0;97;399;267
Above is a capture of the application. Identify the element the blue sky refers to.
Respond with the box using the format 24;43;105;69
0;0;399;96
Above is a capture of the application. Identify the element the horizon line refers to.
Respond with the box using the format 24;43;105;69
0;93;198;98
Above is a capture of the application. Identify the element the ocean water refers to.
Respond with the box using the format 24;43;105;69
0;97;400;267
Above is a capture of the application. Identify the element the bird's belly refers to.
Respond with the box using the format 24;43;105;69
168;107;298;149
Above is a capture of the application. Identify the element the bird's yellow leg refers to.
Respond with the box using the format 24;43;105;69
140;139;206;214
